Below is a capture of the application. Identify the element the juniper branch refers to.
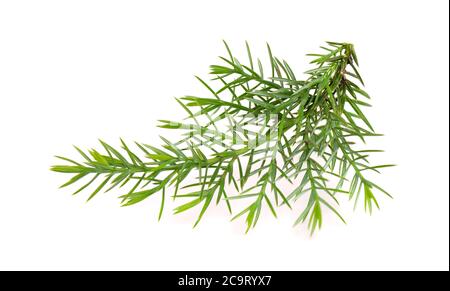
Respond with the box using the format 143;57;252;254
51;41;394;234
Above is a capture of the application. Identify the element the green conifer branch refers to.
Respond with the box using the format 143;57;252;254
51;41;394;234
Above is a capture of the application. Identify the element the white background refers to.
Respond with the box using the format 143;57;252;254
0;0;448;271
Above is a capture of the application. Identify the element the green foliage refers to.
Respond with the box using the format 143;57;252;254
51;41;394;234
